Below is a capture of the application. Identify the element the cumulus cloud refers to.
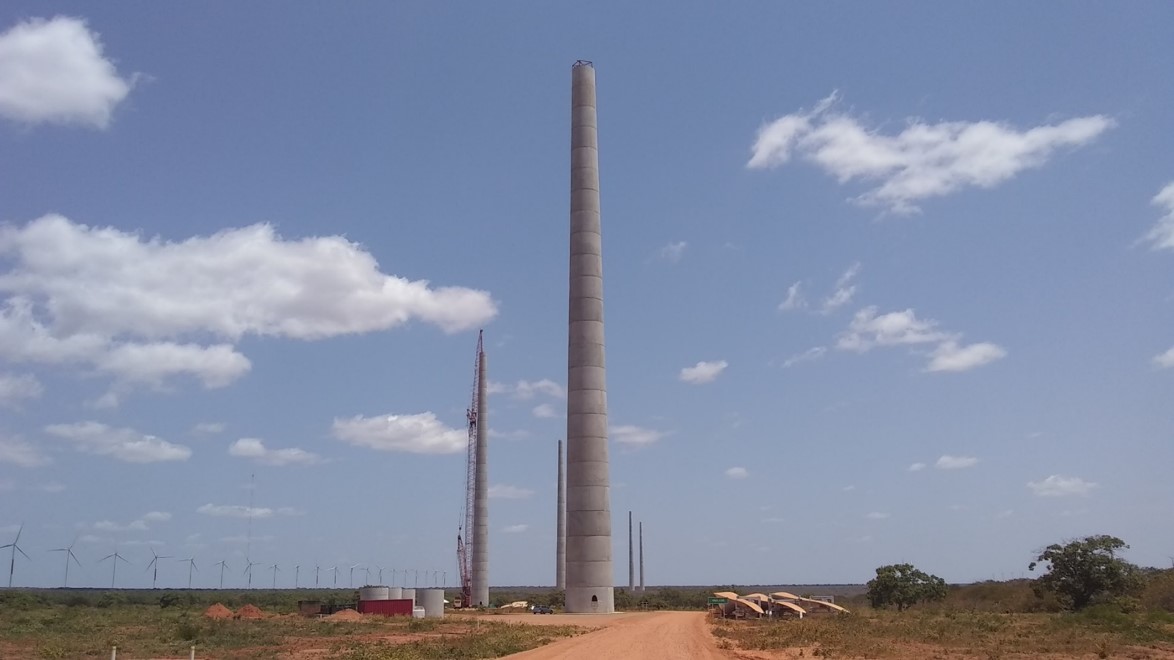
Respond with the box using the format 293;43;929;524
781;346;827;368
44;421;191;463
92;510;171;532
228;438;321;466
502;524;528;533
488;484;534;499
658;241;688;262
866;512;891;520
779;282;806;311
0;434;50;467
0;215;497;397
1028;474;1099;497
0;372;43;408
747;92;1114;213
531;403;560;419
725;466;749;479
679;360;728;384
489;379;565;400
0;17;134;128
193;422;225;435
197;504;275;519
1143;182;1174;251
838;306;1005;373
908;462;927;472
936;455;979;469
927;341;1007;373
820;263;860;314
332;412;465;454
610;425;668;446
1153;347;1174;369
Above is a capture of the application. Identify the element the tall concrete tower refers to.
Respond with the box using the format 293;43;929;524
639;521;645;592
565;59;614;614
628;511;634;591
555;439;566;590
471;342;489;607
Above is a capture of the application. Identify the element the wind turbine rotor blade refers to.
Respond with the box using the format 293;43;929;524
17;546;31;560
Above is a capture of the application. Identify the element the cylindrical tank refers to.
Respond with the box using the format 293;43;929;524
421;589;444;619
387;586;403;600
401;588;416;604
359;586;390;601
412;606;425;618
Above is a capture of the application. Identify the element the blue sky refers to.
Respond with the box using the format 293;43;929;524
2;2;1173;589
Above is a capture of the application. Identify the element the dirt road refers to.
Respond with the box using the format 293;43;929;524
504;611;731;660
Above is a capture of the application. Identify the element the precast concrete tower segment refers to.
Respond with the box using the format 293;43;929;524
565;59;614;614
556;439;566;590
639;521;645;592
628;511;634;591
471;345;489;607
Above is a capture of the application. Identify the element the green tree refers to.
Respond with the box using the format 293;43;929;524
1028;535;1143;610
866;563;948;611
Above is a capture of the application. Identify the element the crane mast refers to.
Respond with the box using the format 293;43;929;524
457;330;482;607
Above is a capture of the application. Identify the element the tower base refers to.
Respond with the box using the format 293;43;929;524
566;586;615;613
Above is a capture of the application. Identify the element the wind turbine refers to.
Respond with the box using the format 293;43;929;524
100;549;129;588
349;563;361;587
178;557;198;588
146;548;173;589
363;566;371;585
413;568;419;588
49;538;81;587
293;564;300;589
2;524;30;588
244;558;261;588
431;569;439;587
314;564;320;587
376;565;385;584
215;560;230;588
329;565;338;586
270;563;279;588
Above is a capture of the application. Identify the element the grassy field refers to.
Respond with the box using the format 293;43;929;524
0;600;581;659
712;607;1174;659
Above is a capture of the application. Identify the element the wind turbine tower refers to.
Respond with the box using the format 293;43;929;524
100;549;129;588
565;59;615;613
49;538;81;588
147;548;173;589
179;557;197;588
215;560;230;588
270;563;280;589
1;524;30;588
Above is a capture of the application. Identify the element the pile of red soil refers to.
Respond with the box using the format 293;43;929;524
236;604;266;620
203;603;233;620
325;608;365;622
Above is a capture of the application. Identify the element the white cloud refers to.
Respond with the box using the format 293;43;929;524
838;306;1004;373
866;512;890;520
936;455;979;470
725;467;749;479
0;434;49;467
658;241;688;263
197;504;274;519
142;511;171;522
908;462;926;472
228;438;321;466
39;481;65;493
679;360;729;384
0;17;134;128
781;346;826;368
531;403;560;419
0;372;43;407
502;524;529;534
927;341;1007;372
1153;347;1174;369
489;379;565;400
92;510;170;532
488;484;534;500
193;422;225;435
778;282;806;311
44;421;191;463
1143;182;1174;251
747;92;1114;213
820;263;860;314
0;215;497;396
332;412;465;454
1027;474;1099;497
487;428;531;441
838;307;950;352
610;425;667;446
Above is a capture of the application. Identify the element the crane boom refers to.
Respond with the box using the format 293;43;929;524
457;330;482;607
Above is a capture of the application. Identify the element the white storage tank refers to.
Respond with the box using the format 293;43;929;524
387;586;403;600
412;606;425;618
401;588;416;604
421;588;445;619
359;586;390;601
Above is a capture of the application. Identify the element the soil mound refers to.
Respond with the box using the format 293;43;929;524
237;604;266;619
325;608;365;622
203;603;233;619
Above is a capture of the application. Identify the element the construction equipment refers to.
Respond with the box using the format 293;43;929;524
455;331;482;608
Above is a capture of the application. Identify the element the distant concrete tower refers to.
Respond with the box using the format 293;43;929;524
639;521;645;592
556;439;566;590
565;59;614;614
471;342;489;607
628;511;634;591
